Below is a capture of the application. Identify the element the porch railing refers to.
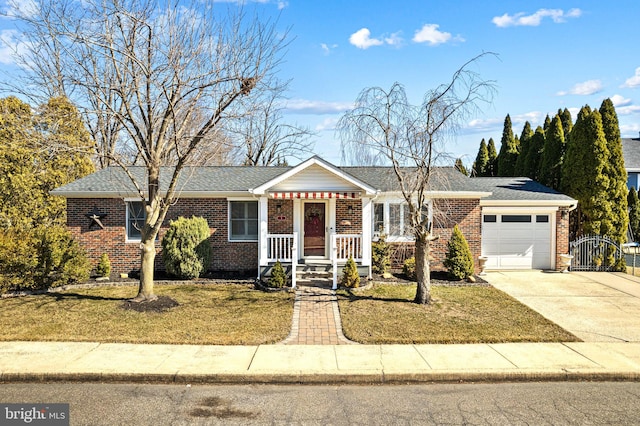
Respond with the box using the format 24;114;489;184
266;232;298;288
331;233;362;290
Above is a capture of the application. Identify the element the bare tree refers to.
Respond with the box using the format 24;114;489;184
230;81;314;166
338;54;495;304
8;0;286;301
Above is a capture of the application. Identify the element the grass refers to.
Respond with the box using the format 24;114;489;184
337;283;580;344
0;284;294;345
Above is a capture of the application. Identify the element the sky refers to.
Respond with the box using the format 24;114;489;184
1;0;640;168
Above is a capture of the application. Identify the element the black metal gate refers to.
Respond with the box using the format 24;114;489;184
569;235;622;271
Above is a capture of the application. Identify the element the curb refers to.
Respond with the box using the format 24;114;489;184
2;370;639;385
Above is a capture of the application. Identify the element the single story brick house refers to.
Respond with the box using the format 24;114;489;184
52;156;577;281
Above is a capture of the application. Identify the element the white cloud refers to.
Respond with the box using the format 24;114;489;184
349;28;384;49
315;117;339;132
465;117;503;133
412;24;461;46
492;8;582;28
0;29;28;65
621;123;640;136
557;80;603;96
623;67;640;88
285;99;353;115
611;94;632;107
617;105;640;115
384;32;403;47
320;43;338;55
512;111;544;126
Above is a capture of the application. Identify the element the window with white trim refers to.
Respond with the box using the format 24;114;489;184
126;201;145;241
372;201;417;240
229;201;258;241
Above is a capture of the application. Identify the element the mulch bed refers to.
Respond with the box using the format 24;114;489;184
371;270;490;287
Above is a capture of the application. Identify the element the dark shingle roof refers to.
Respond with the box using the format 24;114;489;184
623;138;640;170
52;163;575;204
472;177;576;203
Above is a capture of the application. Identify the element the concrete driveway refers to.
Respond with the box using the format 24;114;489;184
483;271;640;342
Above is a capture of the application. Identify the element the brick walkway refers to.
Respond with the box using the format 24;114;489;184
281;282;354;345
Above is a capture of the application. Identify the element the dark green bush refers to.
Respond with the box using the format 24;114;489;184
341;255;360;288
34;225;91;288
267;260;287;288
372;234;391;275
96;253;111;278
403;256;416;281
443;224;474;280
162;216;212;279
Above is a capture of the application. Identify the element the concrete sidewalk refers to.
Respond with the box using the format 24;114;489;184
1;341;639;384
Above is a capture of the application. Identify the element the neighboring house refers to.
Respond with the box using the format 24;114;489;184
623;137;640;189
51;156;577;279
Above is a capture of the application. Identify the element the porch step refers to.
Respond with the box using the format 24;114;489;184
296;263;333;281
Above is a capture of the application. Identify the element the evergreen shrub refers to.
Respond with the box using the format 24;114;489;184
443;224;474;280
162;216;212;279
96;253;111;278
341;256;360;288
268;261;287;288
371;234;390;274
402;257;416;281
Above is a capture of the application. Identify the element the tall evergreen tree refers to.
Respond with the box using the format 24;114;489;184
454;158;468;176
497;114;519;176
523;126;545;181
562;106;611;239
559;108;573;139
628;188;640;242
514;121;533;176
543;114;551;132
472;138;489;176
487;138;498;177
539;114;565;189
599;98;628;245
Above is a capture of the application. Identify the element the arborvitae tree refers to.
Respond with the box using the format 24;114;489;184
514;121;533;175
543;114;551;132
268;260;287;288
443;225;474;280
455;158;468;176
600;98;629;246
487;138;498;177
562;106;611;239
472;138;489;176
628;188;640;241
524;126;545;181
559;108;573;140
539;114;565;190
341;255;360;288
497;114;519;176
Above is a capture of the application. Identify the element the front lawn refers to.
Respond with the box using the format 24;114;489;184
337;283;580;344
0;284;294;345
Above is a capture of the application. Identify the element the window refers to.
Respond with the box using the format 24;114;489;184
373;203;384;234
372;201;419;239
483;215;497;223
126;201;145;240
536;215;549;223
229;201;258;241
628;172;638;190
502;215;531;223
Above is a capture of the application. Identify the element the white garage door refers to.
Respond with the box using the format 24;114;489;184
481;213;552;270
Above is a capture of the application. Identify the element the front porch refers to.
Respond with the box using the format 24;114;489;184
259;233;371;289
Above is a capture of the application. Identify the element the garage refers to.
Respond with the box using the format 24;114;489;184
481;212;553;270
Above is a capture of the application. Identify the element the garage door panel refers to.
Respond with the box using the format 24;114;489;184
482;213;552;270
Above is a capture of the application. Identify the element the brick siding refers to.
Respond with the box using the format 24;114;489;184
67;198;258;276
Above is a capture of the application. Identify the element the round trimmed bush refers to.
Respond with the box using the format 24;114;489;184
162;216;212;279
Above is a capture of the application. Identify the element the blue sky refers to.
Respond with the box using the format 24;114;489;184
2;0;640;167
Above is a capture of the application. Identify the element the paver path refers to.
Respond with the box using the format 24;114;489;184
281;282;354;345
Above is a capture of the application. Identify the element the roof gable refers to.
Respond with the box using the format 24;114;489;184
252;156;377;195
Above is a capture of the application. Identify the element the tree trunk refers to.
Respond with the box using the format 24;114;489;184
413;235;431;304
132;238;158;302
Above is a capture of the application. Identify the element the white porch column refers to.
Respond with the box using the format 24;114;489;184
293;198;301;259
361;197;372;277
258;196;269;275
